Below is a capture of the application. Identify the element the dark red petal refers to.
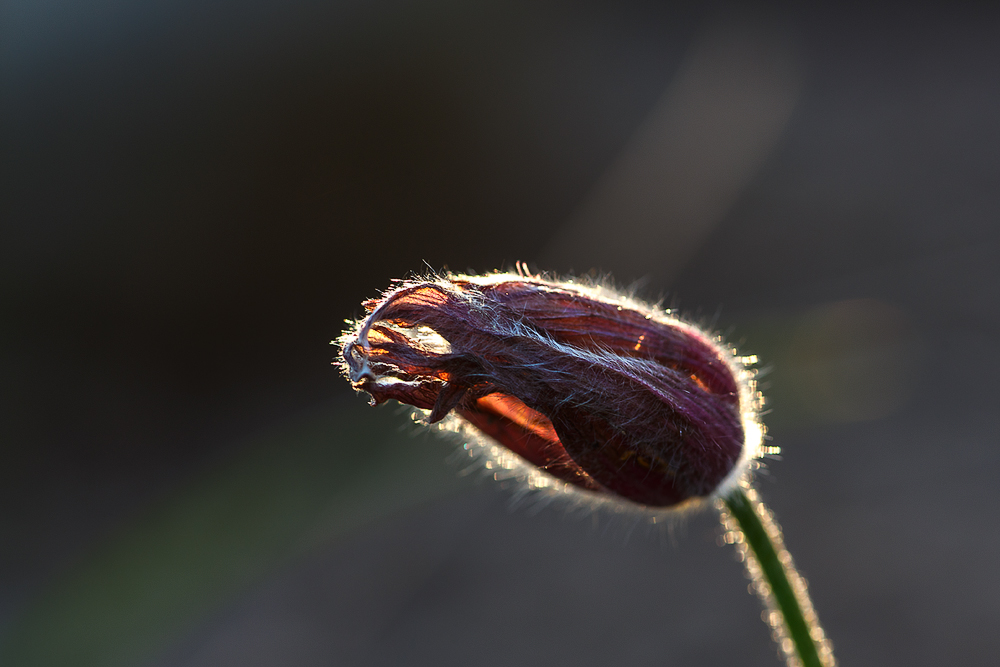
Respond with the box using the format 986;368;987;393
548;398;742;507
457;393;602;493
470;280;739;399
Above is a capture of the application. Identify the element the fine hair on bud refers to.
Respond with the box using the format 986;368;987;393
338;269;766;518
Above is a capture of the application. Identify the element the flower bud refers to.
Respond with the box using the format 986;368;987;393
338;272;763;509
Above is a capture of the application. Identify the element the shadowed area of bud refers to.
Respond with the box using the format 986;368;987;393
338;272;762;508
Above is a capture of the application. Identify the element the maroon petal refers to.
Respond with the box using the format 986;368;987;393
457;393;602;493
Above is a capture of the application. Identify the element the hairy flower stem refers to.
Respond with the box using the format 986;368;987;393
719;485;836;667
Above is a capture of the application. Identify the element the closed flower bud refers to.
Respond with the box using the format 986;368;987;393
338;271;764;509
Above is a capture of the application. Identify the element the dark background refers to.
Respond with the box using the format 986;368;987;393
2;2;999;666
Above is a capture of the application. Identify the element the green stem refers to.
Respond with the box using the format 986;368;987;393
719;485;835;667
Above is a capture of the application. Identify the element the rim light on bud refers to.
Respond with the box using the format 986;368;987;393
338;271;765;510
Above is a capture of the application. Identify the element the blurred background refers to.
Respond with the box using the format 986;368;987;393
2;2;998;665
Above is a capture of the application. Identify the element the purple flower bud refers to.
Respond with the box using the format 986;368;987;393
338;272;763;509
